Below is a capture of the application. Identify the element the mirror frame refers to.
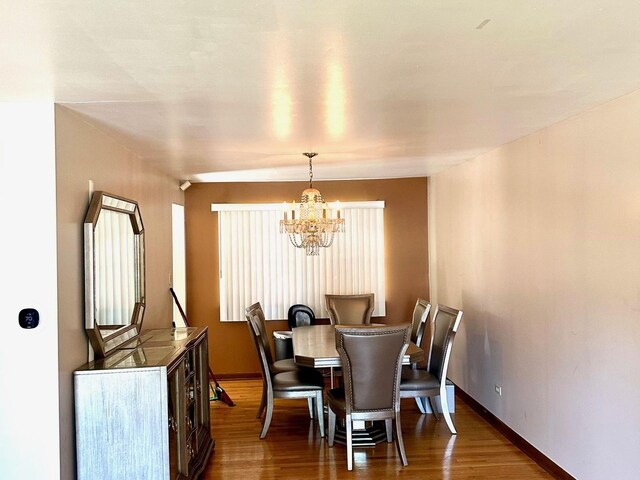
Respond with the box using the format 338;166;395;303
84;191;146;357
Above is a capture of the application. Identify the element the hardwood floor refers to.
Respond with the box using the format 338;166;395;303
201;379;552;479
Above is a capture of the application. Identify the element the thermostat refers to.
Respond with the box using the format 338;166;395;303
19;308;39;329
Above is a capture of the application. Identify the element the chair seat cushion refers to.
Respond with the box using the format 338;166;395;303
399;369;440;391
270;358;298;374
272;369;325;392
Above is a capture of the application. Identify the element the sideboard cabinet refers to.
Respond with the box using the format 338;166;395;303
75;327;213;480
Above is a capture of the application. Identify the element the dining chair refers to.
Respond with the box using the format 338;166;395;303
410;298;431;356
245;302;315;420
287;304;316;329
327;325;411;470
399;304;463;434
324;293;375;388
325;293;375;325
272;304;316;361
246;304;326;439
407;298;432;413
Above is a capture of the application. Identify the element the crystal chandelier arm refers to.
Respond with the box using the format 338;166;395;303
288;233;303;248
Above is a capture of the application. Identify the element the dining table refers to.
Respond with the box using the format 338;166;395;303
292;324;425;368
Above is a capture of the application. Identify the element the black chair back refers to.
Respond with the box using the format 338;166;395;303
287;304;315;329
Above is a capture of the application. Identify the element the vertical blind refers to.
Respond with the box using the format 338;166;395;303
213;202;386;321
95;209;136;326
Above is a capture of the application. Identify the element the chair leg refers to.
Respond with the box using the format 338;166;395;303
439;390;457;435
259;394;274;439
256;383;267;419
428;396;440;419
385;418;393;442
308;398;315;419
316;391;325;437
394;413;409;466
327;407;336;446
346;414;353;471
415;397;427;414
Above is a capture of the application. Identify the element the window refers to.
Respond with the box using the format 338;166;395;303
212;202;385;321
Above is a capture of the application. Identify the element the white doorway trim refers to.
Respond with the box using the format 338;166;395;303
172;203;187;327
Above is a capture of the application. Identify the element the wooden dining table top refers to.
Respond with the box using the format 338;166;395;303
292;324;425;368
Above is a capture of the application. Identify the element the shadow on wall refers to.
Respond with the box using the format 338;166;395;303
460;293;504;415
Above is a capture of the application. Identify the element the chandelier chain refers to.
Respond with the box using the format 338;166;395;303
303;152;317;188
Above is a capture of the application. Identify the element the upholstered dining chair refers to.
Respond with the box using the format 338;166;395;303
327;325;411;470
410;298;431;356
399;304;463;434
245;302;315;420
324;293;375;388
325;293;375;325
408;298;432;413
245;303;325;439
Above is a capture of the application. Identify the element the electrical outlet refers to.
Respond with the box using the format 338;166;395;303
495;385;502;396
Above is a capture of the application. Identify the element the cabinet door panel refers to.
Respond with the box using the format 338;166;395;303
75;367;169;480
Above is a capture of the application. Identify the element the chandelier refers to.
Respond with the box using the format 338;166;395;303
280;153;345;256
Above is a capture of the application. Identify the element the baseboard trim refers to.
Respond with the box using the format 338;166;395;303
215;372;262;380
454;385;575;480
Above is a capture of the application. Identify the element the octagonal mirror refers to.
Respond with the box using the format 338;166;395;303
84;191;145;357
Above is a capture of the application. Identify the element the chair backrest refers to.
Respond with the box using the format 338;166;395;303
325;293;375;325
410;298;431;348
245;302;275;367
426;305;463;382
287;304;316;330
245;303;273;385
335;325;411;413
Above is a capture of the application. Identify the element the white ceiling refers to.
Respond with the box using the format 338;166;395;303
2;1;640;182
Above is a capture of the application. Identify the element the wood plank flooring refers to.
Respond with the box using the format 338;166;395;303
200;379;553;479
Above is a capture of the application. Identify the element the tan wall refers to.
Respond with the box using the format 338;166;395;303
430;89;640;479
55;106;182;479
185;178;429;376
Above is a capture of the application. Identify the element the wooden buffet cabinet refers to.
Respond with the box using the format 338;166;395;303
74;327;214;480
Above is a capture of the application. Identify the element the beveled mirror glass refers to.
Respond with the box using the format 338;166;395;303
84;191;145;357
